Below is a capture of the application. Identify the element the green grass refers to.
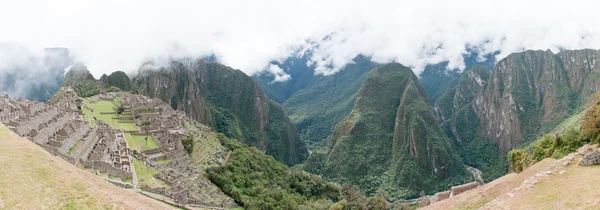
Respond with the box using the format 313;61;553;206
124;133;159;152
67;139;84;155
154;159;172;165
133;159;164;188
82;99;139;131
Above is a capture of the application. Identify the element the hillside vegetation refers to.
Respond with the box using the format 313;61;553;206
305;63;469;200
131;58;308;166
207;134;340;209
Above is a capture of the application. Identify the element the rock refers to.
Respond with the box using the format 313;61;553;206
579;151;600;166
577;144;598;155
559;170;566;175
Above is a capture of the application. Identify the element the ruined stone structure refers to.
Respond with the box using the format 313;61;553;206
0;91;237;208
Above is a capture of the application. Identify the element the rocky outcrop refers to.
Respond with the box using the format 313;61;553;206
579;151;600;166
131;58;307;166
436;49;600;158
475;49;600;153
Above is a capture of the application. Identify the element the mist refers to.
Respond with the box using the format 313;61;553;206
1;0;600;80
0;43;73;101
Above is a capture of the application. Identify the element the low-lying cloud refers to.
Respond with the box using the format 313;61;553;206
1;0;599;79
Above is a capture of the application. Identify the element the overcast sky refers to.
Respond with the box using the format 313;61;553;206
1;0;599;78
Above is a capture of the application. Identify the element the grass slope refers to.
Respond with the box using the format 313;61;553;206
0;125;170;209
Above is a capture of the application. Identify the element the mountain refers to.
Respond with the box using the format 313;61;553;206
0;45;73;102
254;54;315;104
61;63;101;97
131;58;308;166
304;63;468;199
99;71;132;91
282;56;379;144
433;49;600;181
255;52;495;147
420;51;496;104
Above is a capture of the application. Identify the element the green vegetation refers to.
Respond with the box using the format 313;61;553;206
125;133;159;152
206;135;340;209
131;59;307;166
305;63;468;200
133;159;165;188
67;139;84;155
509;95;600;172
62;63;100;97
102;71;132;91
282;56;379;144
82;100;138;131
181;137;194;154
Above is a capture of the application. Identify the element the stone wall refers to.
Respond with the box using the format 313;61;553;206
430;190;450;204
37;143;76;164
449;181;479;197
80;160;133;180
141;185;166;195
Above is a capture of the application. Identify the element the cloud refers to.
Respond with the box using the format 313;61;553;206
267;64;291;82
0;43;73;100
1;0;600;78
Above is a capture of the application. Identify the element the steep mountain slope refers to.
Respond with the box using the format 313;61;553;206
433;49;600;181
420;51;496;104
256;53;494;146
131;58;307;166
61;63;101;97
474;49;600;152
0;125;170;209
435;65;508;180
254;54;315;104
0;45;73;102
305;63;468;199
99;71;132;91
282;56;379;143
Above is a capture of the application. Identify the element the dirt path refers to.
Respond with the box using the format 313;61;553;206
0;124;172;209
481;152;600;210
422;159;557;210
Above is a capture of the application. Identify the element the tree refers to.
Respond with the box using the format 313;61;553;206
141;121;151;145
117;105;125;114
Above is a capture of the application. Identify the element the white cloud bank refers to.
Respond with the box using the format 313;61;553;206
1;0;600;78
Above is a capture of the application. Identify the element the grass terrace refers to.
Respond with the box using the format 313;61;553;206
82;99;138;131
124;133;159;152
133;159;166;188
67;139;84;155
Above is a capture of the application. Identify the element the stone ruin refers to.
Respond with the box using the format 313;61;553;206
0;91;237;208
419;181;480;207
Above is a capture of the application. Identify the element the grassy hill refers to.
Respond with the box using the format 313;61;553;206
0;124;171;209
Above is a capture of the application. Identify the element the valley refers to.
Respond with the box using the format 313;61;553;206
2;49;600;209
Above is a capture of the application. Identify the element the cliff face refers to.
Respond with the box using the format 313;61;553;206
432;49;600;181
132;58;307;166
308;63;467;198
474;50;600;152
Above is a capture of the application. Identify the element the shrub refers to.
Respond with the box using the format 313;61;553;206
206;136;340;209
508;149;532;173
181;137;194;155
